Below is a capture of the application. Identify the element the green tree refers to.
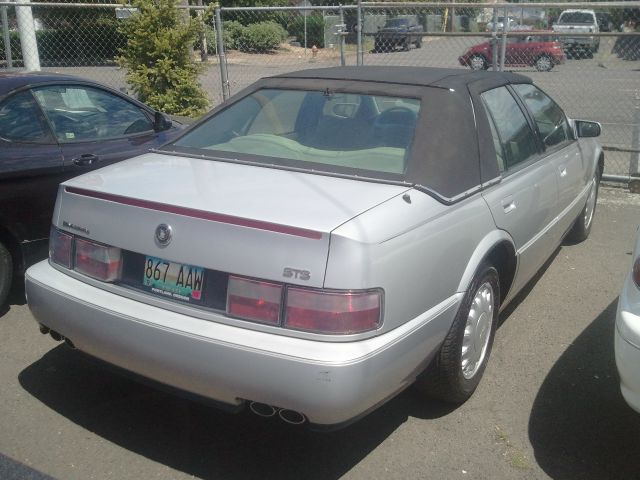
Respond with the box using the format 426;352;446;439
117;0;209;117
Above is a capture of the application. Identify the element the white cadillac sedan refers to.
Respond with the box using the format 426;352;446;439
26;67;603;429
615;228;640;414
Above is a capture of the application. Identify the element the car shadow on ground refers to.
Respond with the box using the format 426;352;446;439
18;344;457;480
529;299;640;479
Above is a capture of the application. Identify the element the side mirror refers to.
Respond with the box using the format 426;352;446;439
575;120;601;138
154;111;173;132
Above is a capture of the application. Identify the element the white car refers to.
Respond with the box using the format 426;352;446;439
615;227;640;413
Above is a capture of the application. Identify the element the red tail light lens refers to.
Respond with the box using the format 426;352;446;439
74;238;122;282
227;276;282;325
49;227;73;268
285;288;382;334
633;257;640;290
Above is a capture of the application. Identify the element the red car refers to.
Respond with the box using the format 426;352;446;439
459;33;566;72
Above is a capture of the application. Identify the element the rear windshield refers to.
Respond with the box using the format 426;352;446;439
171;89;421;176
558;12;595;24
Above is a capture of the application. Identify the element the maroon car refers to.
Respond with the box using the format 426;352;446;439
459;33;566;72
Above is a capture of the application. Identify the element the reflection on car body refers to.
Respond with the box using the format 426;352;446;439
26;67;603;429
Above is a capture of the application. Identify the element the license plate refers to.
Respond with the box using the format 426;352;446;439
142;256;205;303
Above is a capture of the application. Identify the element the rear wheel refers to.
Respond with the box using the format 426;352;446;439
0;241;12;307
417;262;500;403
415;37;422;49
535;55;553;72
566;170;600;243
469;54;488;70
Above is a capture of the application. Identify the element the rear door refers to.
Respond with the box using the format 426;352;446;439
479;86;559;297
0;89;64;244
512;84;585;237
31;84;167;177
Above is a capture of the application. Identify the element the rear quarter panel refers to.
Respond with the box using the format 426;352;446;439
325;190;496;333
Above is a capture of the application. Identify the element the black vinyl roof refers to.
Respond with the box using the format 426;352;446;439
170;67;535;202
275;66;531;91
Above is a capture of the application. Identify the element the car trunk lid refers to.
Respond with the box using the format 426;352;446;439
54;152;410;289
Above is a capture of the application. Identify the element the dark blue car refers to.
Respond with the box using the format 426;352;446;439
0;71;182;306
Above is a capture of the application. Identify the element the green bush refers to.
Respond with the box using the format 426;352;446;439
288;14;327;48
224;20;246;50
117;0;209;117
236;21;287;53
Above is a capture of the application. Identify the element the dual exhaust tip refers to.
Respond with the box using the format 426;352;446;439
39;324;75;349
249;402;307;425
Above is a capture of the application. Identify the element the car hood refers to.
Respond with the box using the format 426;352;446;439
55;152;410;287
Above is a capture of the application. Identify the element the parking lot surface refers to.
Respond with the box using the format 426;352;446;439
1;185;640;480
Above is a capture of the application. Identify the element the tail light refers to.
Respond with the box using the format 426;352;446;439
49;227;73;268
226;276;383;334
227;276;282;324
633;257;640;290
74;238;122;282
285;288;382;334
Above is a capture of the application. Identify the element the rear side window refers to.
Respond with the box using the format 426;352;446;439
558;12;595;24
513;84;571;149
481;86;538;171
0;90;52;143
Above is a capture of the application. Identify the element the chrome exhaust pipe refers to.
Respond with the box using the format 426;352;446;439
49;330;64;342
278;409;307;425
249;402;277;418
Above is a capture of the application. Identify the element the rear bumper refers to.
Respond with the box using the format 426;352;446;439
26;260;459;426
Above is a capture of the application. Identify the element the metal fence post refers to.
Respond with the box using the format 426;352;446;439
499;6;508;71
339;4;345;66
1;6;12;69
491;7;498;72
215;7;230;101
630;92;640;182
356;0;363;66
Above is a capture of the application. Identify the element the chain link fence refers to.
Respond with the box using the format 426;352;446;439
1;1;639;182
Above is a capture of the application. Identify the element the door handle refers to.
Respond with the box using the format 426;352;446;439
559;166;567;177
72;154;99;166
501;196;516;214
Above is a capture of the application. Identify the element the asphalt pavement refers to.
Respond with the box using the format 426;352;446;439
1;185;640;480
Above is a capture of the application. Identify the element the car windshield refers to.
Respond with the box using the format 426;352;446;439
385;19;410;27
558;12;595;24
171;89;421;176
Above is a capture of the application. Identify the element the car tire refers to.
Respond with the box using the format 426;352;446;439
0;241;12;307
535;55;554;72
402;40;410;51
469;54;488;70
415;38;422;49
416;262;500;403
566;169;600;243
